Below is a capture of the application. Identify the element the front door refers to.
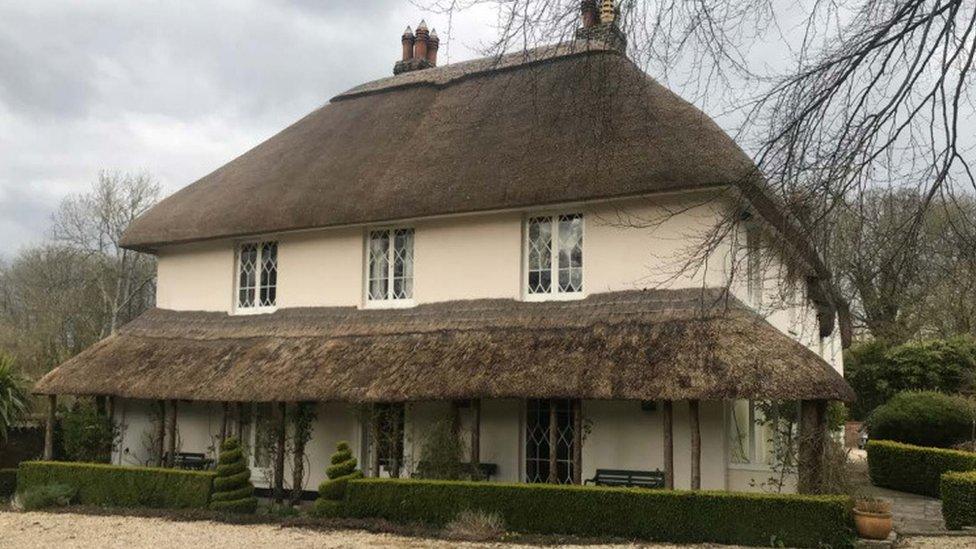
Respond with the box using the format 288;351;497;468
525;399;575;483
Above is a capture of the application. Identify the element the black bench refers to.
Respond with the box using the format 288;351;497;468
162;452;214;470
584;468;665;488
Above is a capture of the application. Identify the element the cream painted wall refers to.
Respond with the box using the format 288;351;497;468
156;241;234;312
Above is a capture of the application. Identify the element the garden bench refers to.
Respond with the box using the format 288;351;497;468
584;468;665;488
162;452;213;470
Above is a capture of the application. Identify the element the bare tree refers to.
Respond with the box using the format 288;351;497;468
51;171;160;335
421;1;976;343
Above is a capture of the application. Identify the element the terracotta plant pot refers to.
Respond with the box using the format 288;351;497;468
853;509;893;540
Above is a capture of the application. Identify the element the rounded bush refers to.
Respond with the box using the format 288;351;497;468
209;437;257;514
866;391;975;448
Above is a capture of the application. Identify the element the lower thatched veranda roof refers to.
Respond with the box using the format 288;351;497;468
34;289;854;403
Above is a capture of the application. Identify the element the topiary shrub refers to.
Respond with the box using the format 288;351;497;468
209;437;257;514
867;440;976;497
941;470;976;530
312;441;362;516
866;391;975;448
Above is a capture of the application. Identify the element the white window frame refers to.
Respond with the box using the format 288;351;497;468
728;399;799;471
234;240;278;315
363;227;415;308
522;213;585;301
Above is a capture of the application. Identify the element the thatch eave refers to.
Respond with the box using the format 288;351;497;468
34;289;854;403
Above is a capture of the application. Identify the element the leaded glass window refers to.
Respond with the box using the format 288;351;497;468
525;399;575;484
525;214;583;297
237;241;277;310
367;228;414;302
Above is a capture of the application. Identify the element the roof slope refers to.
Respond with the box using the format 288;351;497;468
34;288;854;402
120;42;756;251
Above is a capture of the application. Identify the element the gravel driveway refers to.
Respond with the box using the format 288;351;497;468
0;511;722;548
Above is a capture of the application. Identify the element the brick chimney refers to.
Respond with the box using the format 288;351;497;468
393;19;438;75
428;29;439;66
575;0;625;51
401;26;414;62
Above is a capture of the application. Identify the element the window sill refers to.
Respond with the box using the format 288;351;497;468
523;292;586;302
363;299;416;309
233;306;278;316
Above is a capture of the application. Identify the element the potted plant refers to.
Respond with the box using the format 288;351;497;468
853;497;893;540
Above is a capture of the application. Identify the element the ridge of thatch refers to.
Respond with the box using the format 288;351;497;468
119;46;756;253
34;288;854;403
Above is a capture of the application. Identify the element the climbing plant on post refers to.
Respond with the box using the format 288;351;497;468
313;440;362;516
209;436;257;514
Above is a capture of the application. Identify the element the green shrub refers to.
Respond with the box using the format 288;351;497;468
341;479;854;548
866;391;975;448
17;461;213;509
845;338;976;420
209;437;256;514
61;401;118;463
415;419;467;480
0;468;17;497
313;441;362;515
867;440;976;497
17;483;76;510
941;471;976;530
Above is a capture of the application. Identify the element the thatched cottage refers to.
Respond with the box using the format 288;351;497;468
36;3;853;496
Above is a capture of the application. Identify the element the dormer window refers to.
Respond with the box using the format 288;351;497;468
237;241;277;311
367;228;414;303
525;214;583;299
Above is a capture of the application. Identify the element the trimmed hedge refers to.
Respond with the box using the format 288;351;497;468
867;440;976;497
0;468;17;497
342;479;854;548
17;461;213;509
941;471;976;530
209;437;256;514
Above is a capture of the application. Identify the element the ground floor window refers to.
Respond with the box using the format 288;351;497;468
525;399;575;484
373;403;405;477
728;400;799;467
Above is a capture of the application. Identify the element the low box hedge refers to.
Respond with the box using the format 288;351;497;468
941;471;976;530
0;468;17;497
867;440;976;497
17;461;214;509
341;478;854;548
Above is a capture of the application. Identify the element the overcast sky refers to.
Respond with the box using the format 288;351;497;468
0;0;500;258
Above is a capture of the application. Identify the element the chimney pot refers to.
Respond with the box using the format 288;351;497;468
580;0;598;28
401;26;415;62
427;28;439;66
413;20;430;61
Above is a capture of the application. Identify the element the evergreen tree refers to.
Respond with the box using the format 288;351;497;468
209;437;257;514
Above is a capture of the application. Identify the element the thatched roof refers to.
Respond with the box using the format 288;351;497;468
119;41;758;252
34;289;854;403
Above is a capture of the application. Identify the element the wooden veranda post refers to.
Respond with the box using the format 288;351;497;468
43;395;56;460
663;401;674;489
273;402;287;504
547;399;559;484
235;402;244;440
220;402;229;444
369;405;381;478
105;396;115;426
798;400;828;494
154;400;166;467
572;399;582;484
165;399;178;467
690;400;701;490
471;399;481;466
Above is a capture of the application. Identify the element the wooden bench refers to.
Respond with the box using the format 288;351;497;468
584;468;665;488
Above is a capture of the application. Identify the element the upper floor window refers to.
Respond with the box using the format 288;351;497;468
525;214;583;297
367;228;414;302
237;241;277;310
